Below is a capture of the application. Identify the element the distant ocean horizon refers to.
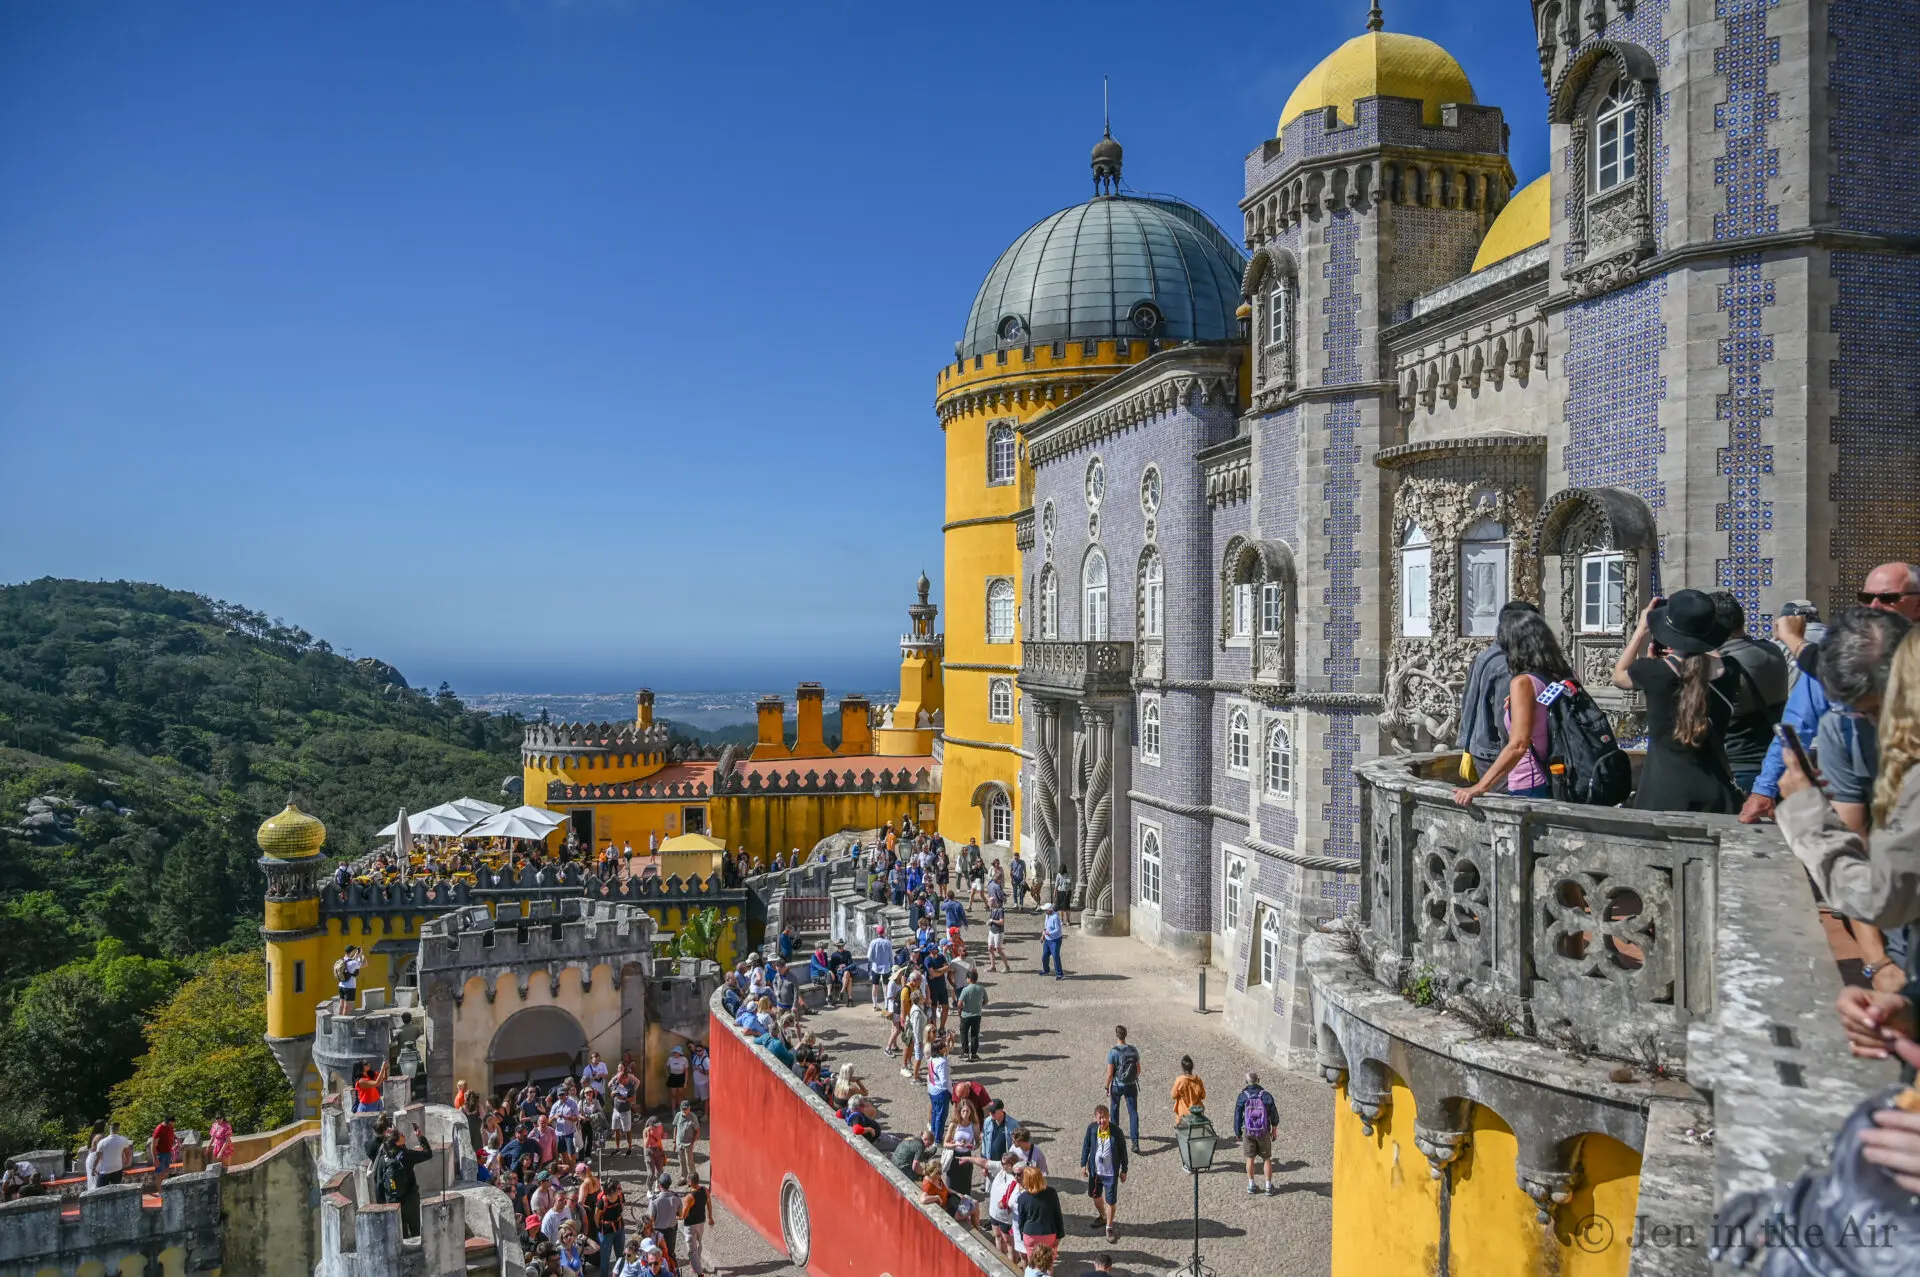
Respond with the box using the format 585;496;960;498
463;687;896;732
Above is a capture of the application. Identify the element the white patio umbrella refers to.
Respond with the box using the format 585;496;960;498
444;797;504;820
375;806;481;838
462;805;567;842
391;808;413;882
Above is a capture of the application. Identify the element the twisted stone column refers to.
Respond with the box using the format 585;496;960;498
1078;705;1114;920
1033;700;1061;882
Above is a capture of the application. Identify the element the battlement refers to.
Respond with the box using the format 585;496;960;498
553;761;936;803
0;1170;223;1272
318;1175;467;1277
520;720;670;752
1246;95;1510;202
417;898;654;977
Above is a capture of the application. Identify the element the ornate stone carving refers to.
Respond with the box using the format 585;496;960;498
1533;854;1675;1004
1033;701;1061;883
1074;705;1116;920
1415;831;1491;974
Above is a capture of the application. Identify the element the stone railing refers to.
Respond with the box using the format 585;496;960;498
1356;751;1758;1060
1308;750;1894;1268
1018;639;1136;698
319;865;744;918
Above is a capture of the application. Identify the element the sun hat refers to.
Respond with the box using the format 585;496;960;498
1648;588;1733;655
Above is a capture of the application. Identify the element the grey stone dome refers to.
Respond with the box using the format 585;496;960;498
960;194;1248;360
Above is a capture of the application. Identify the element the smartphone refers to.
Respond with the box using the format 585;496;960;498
1776;722;1815;777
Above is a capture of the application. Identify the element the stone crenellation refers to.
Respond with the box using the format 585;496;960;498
0;1169;224;1276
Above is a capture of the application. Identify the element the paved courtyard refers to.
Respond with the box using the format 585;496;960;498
710;906;1335;1276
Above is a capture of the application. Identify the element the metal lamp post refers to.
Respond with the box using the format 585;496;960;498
1171;1103;1221;1277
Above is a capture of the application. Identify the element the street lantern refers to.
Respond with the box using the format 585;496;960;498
1173;1104;1221;1276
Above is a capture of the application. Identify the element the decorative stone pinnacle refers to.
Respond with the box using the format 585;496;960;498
1367;2;1385;31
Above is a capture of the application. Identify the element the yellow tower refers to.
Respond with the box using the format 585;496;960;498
259;799;329;1116
876;572;945;757
935;128;1242;856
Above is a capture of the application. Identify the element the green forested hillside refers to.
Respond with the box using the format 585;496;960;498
0;578;524;1148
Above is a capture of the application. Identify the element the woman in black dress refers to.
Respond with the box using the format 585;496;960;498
1609;589;1744;813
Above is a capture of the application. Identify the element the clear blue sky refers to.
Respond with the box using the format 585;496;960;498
0;0;1547;693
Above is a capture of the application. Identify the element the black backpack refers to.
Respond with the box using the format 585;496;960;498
1534;679;1632;806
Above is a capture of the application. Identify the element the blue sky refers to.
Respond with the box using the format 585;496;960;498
0;0;1548;693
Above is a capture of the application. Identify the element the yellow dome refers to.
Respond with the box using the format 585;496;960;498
1279;31;1476;131
257;800;326;859
1471;174;1551;272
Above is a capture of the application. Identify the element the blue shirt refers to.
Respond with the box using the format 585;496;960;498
1752;671;1831;799
1043;912;1064;940
942;900;966;928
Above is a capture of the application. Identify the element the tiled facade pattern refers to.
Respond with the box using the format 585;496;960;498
1562;277;1670;513
1388;205;1486;322
1714;258;1777;620
1828;0;1920;234
1829;252;1920;615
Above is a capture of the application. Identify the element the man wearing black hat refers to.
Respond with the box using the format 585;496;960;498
1609;589;1744;813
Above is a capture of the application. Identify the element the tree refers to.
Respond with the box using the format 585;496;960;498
672;907;726;963
0;891;83;990
111;953;291;1140
1;939;182;1138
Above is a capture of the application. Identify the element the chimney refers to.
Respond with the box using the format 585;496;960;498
838;695;872;755
792;682;829;758
756;696;787;754
635;689;655;729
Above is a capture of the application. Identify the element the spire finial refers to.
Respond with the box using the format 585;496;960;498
1366;2;1384;31
1091;76;1123;194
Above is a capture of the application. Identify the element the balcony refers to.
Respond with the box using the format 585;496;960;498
1305;750;1891;1251
1018;639;1135;699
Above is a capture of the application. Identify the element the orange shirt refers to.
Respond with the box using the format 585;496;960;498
644;1124;665;1150
1171;1074;1206;1120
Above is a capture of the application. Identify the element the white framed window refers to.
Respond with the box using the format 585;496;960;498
986;578;1015;643
1581;552;1627;633
1595;77;1637;193
1267;281;1289;348
988;678;1013;724
1227;706;1251;773
1140;551;1164;639
1460;519;1509;638
986;791;1012;844
1140;465;1162;516
1264;722;1294;800
1400;523;1432;638
1223;852;1247;934
1256;907;1282;987
1082;548;1110;641
1259;581;1283;637
1232;583;1253;639
987;425;1017;486
1038;566;1059;640
1085;456;1106;511
1138;823;1162;906
1139;697;1161;764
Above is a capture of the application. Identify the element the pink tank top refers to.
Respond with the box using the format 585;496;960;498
1504;675;1551;791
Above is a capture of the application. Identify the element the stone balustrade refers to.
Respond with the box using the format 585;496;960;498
1017;639;1136;698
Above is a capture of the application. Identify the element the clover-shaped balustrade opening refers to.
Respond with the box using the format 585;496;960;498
1424;850;1486;937
1551;880;1649;971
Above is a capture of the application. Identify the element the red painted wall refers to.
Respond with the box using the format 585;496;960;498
708;1011;999;1277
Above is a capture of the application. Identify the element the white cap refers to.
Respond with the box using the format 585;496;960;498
1042;902;1057;911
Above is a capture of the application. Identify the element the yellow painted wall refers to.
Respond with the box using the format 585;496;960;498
711;792;928;866
1331;1080;1442;1275
1330;1081;1642;1277
934;339;1149;840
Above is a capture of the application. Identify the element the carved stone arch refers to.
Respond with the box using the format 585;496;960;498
1233;540;1297;685
1442;352;1462;405
1490;334;1511;387
1533;485;1658;661
970;780;1014;847
1218;534;1249;648
1549;39;1657;123
1553;40;1659;293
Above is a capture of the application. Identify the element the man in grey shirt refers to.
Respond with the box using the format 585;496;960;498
1711;591;1790;793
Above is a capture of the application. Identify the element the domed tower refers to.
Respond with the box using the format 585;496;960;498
935;134;1244;855
258;799;329;1117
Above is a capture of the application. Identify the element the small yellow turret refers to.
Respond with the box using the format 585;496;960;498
257;799;326;859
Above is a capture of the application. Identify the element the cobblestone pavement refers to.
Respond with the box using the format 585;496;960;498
594;1133;804;1276
781;906;1335;1277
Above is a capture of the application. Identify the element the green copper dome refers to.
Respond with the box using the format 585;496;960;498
960;193;1247;361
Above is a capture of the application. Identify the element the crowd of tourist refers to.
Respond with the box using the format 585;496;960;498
1448;562;1920;1243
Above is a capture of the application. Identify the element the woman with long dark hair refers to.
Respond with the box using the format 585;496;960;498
1609;589;1744;813
1453;608;1575;805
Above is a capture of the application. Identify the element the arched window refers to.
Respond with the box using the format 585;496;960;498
986;579;1015;643
1082;549;1110;641
1256;908;1282;987
1460;519;1509;638
986;791;1012;844
1227;706;1251;773
988;678;1013;724
1595;77;1637;192
1038;566;1059;640
1267;278;1290;348
1138;825;1162;906
1264;723;1294;800
987;424;1017;486
1140;698;1161;763
1139;549;1164;639
1223;853;1247;933
1399;523;1432;638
